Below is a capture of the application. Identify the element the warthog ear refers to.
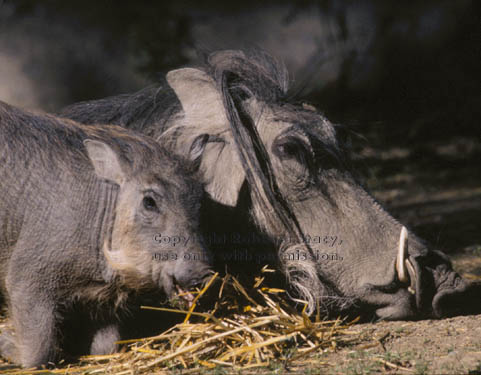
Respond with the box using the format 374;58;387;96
166;68;217;116
167;68;246;207
198;138;246;207
84;139;125;184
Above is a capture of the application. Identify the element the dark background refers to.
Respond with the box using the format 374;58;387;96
1;0;480;254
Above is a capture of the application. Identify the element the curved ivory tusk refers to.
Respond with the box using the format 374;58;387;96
405;258;417;295
396;226;409;283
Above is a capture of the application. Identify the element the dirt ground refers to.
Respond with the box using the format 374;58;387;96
316;314;481;374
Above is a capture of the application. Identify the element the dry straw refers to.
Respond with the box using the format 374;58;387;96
0;267;360;374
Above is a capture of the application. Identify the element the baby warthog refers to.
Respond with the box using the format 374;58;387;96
0;101;212;368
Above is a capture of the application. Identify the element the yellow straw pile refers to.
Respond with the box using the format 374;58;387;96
0;267;360;374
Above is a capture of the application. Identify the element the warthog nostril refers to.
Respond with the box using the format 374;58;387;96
395;226;416;295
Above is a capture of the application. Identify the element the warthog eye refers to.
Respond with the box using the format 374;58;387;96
273;137;310;165
142;196;159;212
278;143;299;157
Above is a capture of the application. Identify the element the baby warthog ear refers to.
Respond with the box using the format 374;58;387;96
84;139;125;184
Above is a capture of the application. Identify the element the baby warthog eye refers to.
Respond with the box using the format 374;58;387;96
142;196;159;212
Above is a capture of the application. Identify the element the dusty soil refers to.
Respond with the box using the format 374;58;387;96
316;314;481;375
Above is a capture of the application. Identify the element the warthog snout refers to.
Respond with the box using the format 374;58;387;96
171;262;213;292
361;226;481;320
175;267;214;290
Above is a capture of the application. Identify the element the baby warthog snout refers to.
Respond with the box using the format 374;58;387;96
153;245;213;307
174;264;214;290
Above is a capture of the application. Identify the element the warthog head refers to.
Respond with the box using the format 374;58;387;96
163;50;481;319
82;127;212;301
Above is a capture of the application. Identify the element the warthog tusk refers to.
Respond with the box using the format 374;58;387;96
396;226;417;295
396;226;409;284
405;258;417;295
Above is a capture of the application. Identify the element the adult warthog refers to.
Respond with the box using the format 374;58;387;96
61;50;481;320
0;101;211;367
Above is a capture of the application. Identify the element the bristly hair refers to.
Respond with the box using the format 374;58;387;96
206;49;289;104
204;49;339;315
